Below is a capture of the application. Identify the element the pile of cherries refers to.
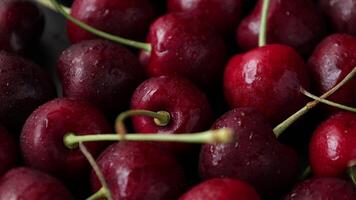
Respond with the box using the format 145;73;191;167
0;0;356;199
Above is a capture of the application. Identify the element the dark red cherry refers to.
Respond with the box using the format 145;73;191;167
57;39;145;115
0;51;56;131
131;75;213;154
0;167;74;200
284;177;356;200
0;126;17;176
223;44;310;125
145;12;227;87
237;0;326;56
179;178;261;200
91;142;187;200
308;34;356;108
68;0;156;43
309;112;356;177
21;98;111;182
319;0;356;35
199;108;299;197
167;0;243;37
0;0;44;54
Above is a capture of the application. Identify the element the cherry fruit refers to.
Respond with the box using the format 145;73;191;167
0;126;17;176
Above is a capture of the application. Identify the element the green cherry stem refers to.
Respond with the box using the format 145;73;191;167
348;162;356;185
115;110;171;134
259;0;271;46
300;88;356;113
48;0;152;52
273;67;356;137
299;165;312;181
79;143;113;200
36;0;70;13
64;128;234;150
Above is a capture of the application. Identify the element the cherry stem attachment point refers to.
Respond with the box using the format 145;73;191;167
64;128;234;149
79;143;113;200
36;0;70;13
259;0;270;46
115;110;170;134
300;88;356;113
48;0;152;52
273;67;356;137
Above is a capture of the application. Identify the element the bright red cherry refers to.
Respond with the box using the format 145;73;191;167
237;0;326;56
167;0;243;37
21;98;111;182
223;44;310;125
91;142;187;200
0;167;74;200
68;0;156;43
0;126;17;176
309;111;356;177
200;108;299;197
179;178;261;200
308;34;356;108
284;177;356;200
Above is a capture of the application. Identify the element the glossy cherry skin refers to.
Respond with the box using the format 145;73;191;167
131;75;213;154
167;0;243;37
21;98;111;182
179;178;261;200
57;39;145;115
308;34;356;108
145;12;227;87
237;0;326;56
224;44;310;125
309;112;356;177
319;0;356;35
0;126;17;176
199;108;299;197
68;0;156;43
91;142;187;200
0;167;74;200
284;177;356;200
0;51;56;131
0;0;44;54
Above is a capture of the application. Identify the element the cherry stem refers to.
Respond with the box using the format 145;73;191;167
64;128;234;149
300;88;356;113
79;143;113;200
36;0;70;13
299;165;311;181
273;67;356;137
47;0;152;52
348;163;356;185
259;0;270;46
115;110;171;134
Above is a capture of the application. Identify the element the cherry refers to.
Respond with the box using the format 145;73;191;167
223;44;310;125
68;0;156;43
0;167;74;200
179;178;261;200
237;0;326;56
0;51;56;131
308;34;356;108
0;0;45;54
167;0;243;37
199;108;299;197
284;177;356;200
130;75;213;154
90;142;187;200
20;98;111;182
57;39;145;115
309;111;356;179
0;126;17;176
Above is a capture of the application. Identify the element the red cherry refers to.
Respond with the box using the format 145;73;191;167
0;167;74;200
179;178;261;200
0;126;17;176
21;98;111;182
309;111;356;177
68;0;156;43
167;0;243;37
91;142;187;200
308;34;356;108
237;0;326;56
223;44;310;124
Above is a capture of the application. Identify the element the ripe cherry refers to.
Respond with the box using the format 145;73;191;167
0;126;17;176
